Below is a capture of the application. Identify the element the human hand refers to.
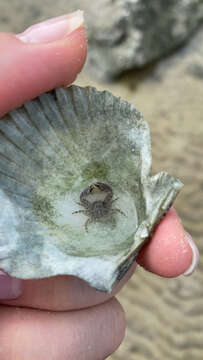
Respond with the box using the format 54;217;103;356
0;12;199;360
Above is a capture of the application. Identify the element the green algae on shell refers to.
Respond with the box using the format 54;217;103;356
0;86;182;292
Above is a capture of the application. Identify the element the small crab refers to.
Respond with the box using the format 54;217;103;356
72;182;126;232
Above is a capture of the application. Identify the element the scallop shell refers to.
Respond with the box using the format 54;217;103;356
0;86;182;292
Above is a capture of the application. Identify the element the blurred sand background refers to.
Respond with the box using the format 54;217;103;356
0;1;203;359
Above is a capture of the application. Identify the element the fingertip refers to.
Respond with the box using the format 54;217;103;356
58;26;87;86
136;208;194;277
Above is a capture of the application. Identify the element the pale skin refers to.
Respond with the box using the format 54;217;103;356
0;13;196;360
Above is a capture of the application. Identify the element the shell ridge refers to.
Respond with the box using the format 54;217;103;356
82;87;100;153
84;88;119;166
55;87;82;154
0;134;37;175
10;110;62;168
55;88;94;168
4;191;33;205
69;87;96;163
103;90;115;119
138;121;152;180
0;174;33;198
40;92;75;141
0;166;35;189
0;115;57;170
100;139;118;162
27;98;72;159
86;86;103;122
52;90;88;172
24;99;71;164
67;87;83;133
1;189;32;201
0;129;42;170
0;152;38;185
55;87;81;131
41;89;89;173
11;108;65;166
38;94;82;174
71;86;90;124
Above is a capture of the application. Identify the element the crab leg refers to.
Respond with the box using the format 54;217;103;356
72;209;87;215
111;197;119;204
112;208;126;217
85;218;92;232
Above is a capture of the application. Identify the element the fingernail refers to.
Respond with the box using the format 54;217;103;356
16;10;84;44
0;271;23;299
183;232;199;276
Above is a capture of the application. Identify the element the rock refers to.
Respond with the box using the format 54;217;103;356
81;0;203;79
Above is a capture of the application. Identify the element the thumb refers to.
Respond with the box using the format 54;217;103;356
0;271;23;300
0;11;87;116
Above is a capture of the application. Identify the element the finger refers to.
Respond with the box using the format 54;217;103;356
0;298;125;360
136;207;198;277
1;263;136;311
0;271;23;300
0;11;87;116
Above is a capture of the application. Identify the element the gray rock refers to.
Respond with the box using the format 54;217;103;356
80;0;203;79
